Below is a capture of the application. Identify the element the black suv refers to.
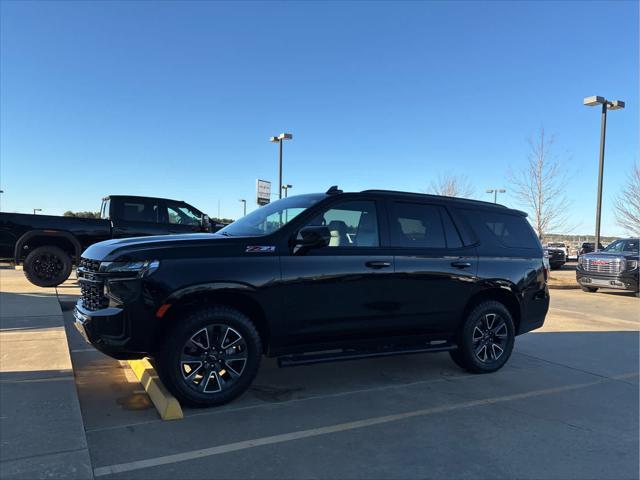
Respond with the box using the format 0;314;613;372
74;188;549;407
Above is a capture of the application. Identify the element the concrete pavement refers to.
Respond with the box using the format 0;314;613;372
0;270;92;479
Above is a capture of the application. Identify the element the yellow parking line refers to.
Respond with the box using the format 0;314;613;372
127;358;183;421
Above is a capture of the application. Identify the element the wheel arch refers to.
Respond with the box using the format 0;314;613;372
15;230;81;264
157;285;271;354
461;287;522;334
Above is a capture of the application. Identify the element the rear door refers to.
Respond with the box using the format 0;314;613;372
385;200;477;335
110;198;170;238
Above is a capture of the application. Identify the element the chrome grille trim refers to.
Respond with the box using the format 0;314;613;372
583;257;624;274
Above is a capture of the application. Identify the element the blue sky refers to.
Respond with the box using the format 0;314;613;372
1;0;637;235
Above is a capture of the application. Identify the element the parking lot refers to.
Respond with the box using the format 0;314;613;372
44;274;637;479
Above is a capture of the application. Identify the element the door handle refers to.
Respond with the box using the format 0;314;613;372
365;261;391;269
451;261;472;269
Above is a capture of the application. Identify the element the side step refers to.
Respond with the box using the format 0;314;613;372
277;342;457;368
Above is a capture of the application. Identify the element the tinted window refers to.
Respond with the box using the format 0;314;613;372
121;200;160;223
466;210;539;249
307;201;379;247
390;202;446;248
624;240;639;253
167;202;201;226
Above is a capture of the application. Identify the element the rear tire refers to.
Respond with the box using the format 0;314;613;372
581;286;598;293
23;246;72;287
449;301;515;374
155;306;262;407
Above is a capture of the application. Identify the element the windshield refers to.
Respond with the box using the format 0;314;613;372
604;239;639;254
217;194;326;237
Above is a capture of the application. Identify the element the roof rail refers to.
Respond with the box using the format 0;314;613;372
360;189;510;209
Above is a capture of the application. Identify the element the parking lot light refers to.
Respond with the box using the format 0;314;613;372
486;188;506;203
239;199;246;216
33;208;42;215
583;95;625;251
282;184;293;198
270;133;293;199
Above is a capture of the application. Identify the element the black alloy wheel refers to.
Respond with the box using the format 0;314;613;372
450;300;515;373
180;324;248;394
23;246;73;287
156;306;262;407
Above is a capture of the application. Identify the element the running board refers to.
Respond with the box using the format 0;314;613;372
277;342;456;368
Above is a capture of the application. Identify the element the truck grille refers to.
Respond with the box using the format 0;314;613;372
78;258;109;311
583;257;624;275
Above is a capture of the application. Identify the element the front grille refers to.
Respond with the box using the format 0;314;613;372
78;257;109;311
583;257;624;275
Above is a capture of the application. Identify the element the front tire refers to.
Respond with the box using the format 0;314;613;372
23;246;72;287
449;301;515;374
155;306;262;407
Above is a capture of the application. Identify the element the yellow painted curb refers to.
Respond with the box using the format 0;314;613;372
127;358;183;421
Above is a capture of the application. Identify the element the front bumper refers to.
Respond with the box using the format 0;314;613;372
576;269;639;292
74;299;156;360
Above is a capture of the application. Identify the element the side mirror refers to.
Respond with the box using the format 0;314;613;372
201;214;211;232
295;225;331;249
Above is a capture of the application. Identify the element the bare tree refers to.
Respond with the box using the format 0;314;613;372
429;174;475;198
508;128;572;239
613;163;640;236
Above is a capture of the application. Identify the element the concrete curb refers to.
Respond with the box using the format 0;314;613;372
127;359;183;421
548;284;580;290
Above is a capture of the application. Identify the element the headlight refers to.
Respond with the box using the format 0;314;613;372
100;260;160;276
578;256;585;266
627;260;638;270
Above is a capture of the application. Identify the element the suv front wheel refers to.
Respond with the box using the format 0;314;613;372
450;301;515;373
155;306;262;407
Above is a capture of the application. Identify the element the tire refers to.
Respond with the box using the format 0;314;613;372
449;301;515;374
581;286;598;293
23;246;72;287
155;306;262;407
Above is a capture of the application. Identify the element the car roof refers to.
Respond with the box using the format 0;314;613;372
103;195;188;204
357;189;527;216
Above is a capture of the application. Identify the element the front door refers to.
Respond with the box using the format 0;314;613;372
280;198;395;348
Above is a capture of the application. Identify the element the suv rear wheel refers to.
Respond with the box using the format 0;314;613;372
450;301;515;373
155;306;262;407
23;246;73;287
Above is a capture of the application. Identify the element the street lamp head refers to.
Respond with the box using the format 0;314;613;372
584;96;606;106
608;100;625;110
269;136;279;143
486;189;494;193
278;133;293;141
498;189;506;193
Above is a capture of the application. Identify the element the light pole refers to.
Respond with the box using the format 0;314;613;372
239;199;246;216
33;208;42;215
269;133;293;199
486;188;506;204
583;96;625;252
282;184;293;198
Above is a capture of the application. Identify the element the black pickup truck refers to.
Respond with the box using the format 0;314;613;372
0;195;217;287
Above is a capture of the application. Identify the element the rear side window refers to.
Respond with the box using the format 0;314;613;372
390;202;452;248
121;200;160;223
464;210;539;249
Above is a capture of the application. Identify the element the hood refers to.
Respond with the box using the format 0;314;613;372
81;233;258;262
582;250;639;260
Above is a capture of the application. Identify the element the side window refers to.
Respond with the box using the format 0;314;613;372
121;200;160;223
167;202;201;226
306;201;379;247
390;202;446;248
464;210;539;249
100;199;110;220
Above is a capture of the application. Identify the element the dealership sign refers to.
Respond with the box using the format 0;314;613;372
256;179;271;206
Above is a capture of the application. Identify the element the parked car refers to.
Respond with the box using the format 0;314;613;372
578;242;604;259
0;195;214;287
576;238;639;294
544;245;566;269
546;242;569;258
74;187;550;407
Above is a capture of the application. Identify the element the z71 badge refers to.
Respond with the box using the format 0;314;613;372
245;245;276;253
